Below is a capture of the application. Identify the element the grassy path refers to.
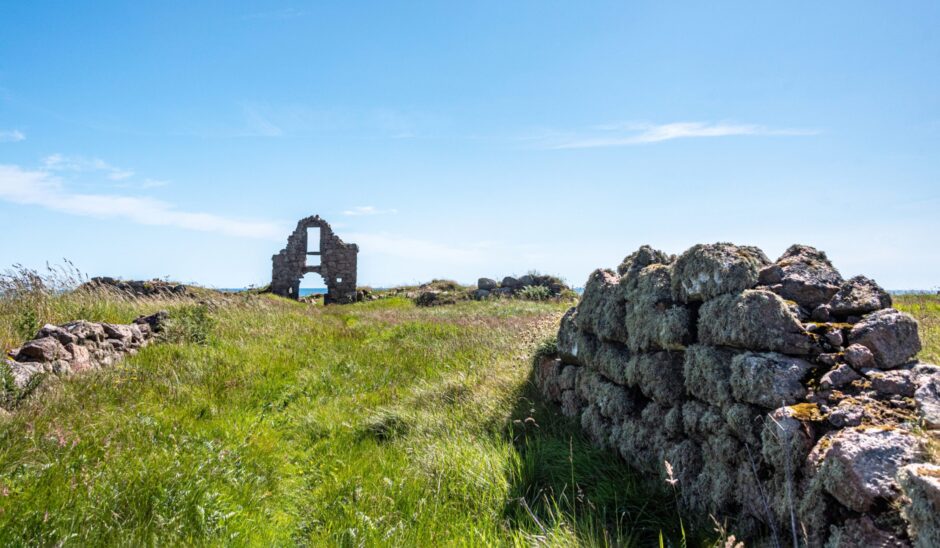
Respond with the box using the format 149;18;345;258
0;296;678;546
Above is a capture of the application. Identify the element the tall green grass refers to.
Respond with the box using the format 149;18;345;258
0;275;685;545
895;293;940;364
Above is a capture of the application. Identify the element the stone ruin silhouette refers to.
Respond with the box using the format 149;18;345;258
271;215;358;304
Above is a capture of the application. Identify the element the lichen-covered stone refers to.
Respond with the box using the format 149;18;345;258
762;406;815;474
557;307;599;366
698;289;815;355
769;244;844;309
849;308;922;369
824;516;907;548
590;341;633;385
829;275;892;316
898;463;940;548
576;369;638;420
671;243;770;302
616;245;672;279
622;264;692;352
730;351;815;408
576;269;627;342
683;344;739;408
817;427;921;512
631;351;686;404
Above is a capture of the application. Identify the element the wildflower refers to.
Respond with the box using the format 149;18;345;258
664;459;678;486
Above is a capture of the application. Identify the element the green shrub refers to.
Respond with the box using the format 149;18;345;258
517;285;553;301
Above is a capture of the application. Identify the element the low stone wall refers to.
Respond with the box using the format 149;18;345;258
2;311;167;405
535;243;940;546
473;274;570;300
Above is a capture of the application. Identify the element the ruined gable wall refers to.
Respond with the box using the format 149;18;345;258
535;243;940;545
271;216;358;304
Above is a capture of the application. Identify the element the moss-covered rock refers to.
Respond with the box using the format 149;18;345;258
698;289;816;355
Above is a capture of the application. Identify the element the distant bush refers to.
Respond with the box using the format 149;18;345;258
517;285;553;301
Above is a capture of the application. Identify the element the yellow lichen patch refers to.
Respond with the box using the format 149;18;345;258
787;402;825;422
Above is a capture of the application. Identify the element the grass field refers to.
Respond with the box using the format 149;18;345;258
0;285;686;546
2;275;937;546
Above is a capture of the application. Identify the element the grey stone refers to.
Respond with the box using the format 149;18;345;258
36;324;78;345
898;463;940;548
848;308;921;368
698;289;815;355
15;337;70;363
575;269;627;343
471;289;490;300
622;264;692;352
477;277;497;291
501;276;520;288
845;343;877;369
820;364;862;390
828;402;864;427
518;274;535;287
817;427;920;512
63;320;107;342
812;304;832;322
576;369;638;420
867;369;916;397
829;275;892;316
770;244;844;309
825;330;844;347
729;351;815;408
556;308;599;367
914;375;940;429
671;243;770;302
559;390;583;418
271;215;358;304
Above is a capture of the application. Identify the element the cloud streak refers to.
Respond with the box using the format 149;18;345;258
540;122;818;149
42;153;135;180
0;164;283;240
0;129;25;142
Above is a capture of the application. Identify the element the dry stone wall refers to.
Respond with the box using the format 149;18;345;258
535;243;940;546
2;312;167;408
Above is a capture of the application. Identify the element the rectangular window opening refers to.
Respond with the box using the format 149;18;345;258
306;227;321;267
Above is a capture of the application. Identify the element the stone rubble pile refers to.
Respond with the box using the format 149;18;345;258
534;243;940;546
81;277;189;298
2;311;168;400
472;274;570;300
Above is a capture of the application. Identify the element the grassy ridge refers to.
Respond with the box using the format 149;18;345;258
0;292;683;546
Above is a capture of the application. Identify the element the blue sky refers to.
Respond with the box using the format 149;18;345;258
1;2;938;289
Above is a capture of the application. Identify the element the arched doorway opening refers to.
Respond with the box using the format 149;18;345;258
299;272;327;299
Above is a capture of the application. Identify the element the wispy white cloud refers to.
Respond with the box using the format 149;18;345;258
0;129;25;142
42;153;135;180
536;121;818;149
0;164;282;239
342;205;398;217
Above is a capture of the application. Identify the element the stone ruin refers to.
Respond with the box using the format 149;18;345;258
534;243;940;546
2;312;168;410
271;215;358;304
